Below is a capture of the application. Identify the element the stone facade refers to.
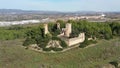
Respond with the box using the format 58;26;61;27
64;23;72;37
62;33;85;46
61;23;71;37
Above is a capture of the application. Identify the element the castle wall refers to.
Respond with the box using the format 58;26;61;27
64;33;85;46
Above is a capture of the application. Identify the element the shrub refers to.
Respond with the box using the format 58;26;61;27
104;33;113;40
52;48;63;51
60;40;67;48
109;61;118;68
23;38;36;46
43;48;63;51
43;48;52;51
79;39;97;48
8;26;24;30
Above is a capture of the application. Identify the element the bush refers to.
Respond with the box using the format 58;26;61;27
104;33;113;40
60;40;67;48
79;39;97;48
43;48;52;51
37;38;50;48
0;26;32;40
23;38;36;46
52;48;63;51
43;48;63;51
79;41;89;48
109;61;118;68
8;26;24;30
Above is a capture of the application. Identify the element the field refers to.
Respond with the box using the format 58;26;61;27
0;38;120;68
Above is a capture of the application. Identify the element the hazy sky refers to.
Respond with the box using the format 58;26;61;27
0;0;120;12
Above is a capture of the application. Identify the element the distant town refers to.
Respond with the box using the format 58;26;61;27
0;9;120;26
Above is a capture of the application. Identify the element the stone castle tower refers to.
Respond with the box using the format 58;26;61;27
64;23;72;37
44;24;49;34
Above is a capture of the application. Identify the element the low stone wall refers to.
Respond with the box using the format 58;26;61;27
64;33;85;46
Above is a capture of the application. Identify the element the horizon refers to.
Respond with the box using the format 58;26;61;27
0;9;120;13
0;0;120;12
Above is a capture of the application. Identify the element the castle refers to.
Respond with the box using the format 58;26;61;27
44;23;85;46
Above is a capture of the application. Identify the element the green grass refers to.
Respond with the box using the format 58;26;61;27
0;38;120;68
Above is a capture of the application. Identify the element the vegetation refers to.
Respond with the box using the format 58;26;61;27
23;38;36;46
0;20;120;67
0;24;43;40
69;20;113;40
23;23;67;50
109;22;120;36
43;48;52;51
0;26;26;40
0;20;119;41
79;38;97;48
0;20;119;48
0;38;120;68
109;61;119;68
43;47;63;51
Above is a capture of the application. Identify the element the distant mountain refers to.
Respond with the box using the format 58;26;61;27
0;9;120;17
0;9;63;14
0;9;25;14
